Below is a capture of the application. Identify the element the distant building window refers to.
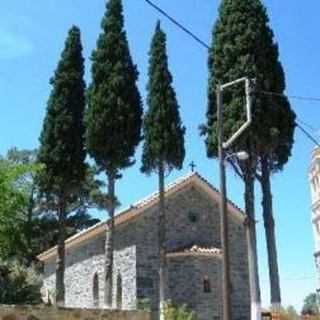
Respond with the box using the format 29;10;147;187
203;276;211;293
188;211;198;223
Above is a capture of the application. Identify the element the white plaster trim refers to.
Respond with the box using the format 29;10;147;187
251;302;262;320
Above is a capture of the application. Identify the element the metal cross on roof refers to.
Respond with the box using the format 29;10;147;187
189;161;196;172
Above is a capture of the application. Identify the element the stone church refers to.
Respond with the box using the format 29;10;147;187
38;172;250;320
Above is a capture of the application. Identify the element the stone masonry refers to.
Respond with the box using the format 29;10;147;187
40;172;250;320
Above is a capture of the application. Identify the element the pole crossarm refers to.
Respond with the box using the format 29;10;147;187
221;77;253;149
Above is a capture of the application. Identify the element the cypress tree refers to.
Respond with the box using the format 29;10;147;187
37;26;86;306
141;22;185;319
202;0;295;316
85;0;142;308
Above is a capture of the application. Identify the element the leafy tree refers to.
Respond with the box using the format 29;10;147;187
0;259;42;305
286;305;300;320
34;164;103;256
141;22;185;318
201;0;295;315
37;26;87;306
85;0;142;307
1;148;102;264
6;148;41;263
0;158;39;261
302;293;320;316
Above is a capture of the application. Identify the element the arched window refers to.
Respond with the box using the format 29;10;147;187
203;276;211;293
93;273;99;308
116;273;123;309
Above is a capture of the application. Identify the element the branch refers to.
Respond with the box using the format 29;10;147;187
228;161;244;180
255;173;262;182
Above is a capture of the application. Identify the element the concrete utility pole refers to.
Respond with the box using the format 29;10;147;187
217;77;252;320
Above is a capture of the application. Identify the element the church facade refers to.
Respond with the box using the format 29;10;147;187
38;172;250;320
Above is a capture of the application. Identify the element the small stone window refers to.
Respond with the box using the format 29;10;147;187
188;211;198;223
117;273;123;309
93;273;99;307
203;276;211;293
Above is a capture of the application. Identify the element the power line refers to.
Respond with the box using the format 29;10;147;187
257;90;320;103
143;0;320;148
297;119;317;132
296;121;320;148
145;0;320;104
144;0;210;50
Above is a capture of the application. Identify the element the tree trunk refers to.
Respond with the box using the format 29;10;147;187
26;186;35;266
260;155;281;310
56;200;66;307
158;162;166;320
244;162;261;320
105;173;115;308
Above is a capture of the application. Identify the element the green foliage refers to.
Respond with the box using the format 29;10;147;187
0;148;103;262
302;293;320;316
0;260;42;304
137;298;151;311
202;0;295;172
86;0;142;175
286;305;300;320
38;25;87;200
141;22;185;174
31;209;100;257
0;158;40;261
275;305;300;320
164;301;196;320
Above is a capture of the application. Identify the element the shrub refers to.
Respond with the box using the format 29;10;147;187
164;301;196;320
137;298;152;311
0;259;42;304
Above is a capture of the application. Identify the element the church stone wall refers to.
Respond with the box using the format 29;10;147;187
167;255;223;320
43;228;138;310
133;185;249;320
112;222;138;309
42;181;250;320
43;234;106;308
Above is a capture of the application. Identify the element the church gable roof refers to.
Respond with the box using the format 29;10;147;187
37;171;245;262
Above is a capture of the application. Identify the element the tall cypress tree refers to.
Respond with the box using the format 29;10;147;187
256;81;295;310
38;26;86;306
202;0;295;317
141;22;185;319
85;0;142;308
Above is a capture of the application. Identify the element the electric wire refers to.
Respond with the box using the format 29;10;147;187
144;0;210;50
144;0;320;148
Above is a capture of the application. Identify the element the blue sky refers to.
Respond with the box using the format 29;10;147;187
0;0;319;311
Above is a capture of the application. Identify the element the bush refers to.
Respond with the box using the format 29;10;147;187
164;301;196;320
0;259;42;304
137;298;151;311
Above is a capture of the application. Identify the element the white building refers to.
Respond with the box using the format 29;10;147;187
310;147;320;291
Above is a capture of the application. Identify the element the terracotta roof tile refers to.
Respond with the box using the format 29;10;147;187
167;245;222;257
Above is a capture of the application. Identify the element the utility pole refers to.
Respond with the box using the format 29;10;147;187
217;84;232;320
217;77;252;320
